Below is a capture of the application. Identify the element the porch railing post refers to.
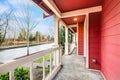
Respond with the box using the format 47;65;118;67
9;69;14;80
43;56;45;80
30;62;34;80
65;27;69;55
53;45;59;66
54;14;60;66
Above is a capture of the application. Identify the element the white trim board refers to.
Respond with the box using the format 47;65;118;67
61;6;102;18
68;24;77;28
43;0;61;18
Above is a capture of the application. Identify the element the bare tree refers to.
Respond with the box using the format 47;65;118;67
7;21;18;46
14;1;43;55
0;10;12;46
35;31;41;43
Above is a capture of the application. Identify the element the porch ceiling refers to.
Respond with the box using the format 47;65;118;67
62;15;85;33
53;0;102;13
33;0;102;33
62;15;85;25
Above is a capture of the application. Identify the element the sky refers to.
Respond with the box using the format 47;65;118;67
0;0;54;38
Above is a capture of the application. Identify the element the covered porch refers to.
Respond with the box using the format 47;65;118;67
0;0;120;80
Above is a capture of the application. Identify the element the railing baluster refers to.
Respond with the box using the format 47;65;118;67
43;56;45;80
53;51;56;66
30;62;34;80
9;69;14;80
50;53;52;76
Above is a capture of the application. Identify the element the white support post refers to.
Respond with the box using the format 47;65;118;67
54;15;59;66
86;13;89;68
59;46;62;65
43;56;45;80
77;23;79;55
65;27;69;55
75;33;77;47
9;69;14;80
30;62;34;80
84;15;87;57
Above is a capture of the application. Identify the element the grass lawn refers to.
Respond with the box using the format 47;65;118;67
36;53;53;63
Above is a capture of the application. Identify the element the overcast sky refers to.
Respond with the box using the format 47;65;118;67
0;0;54;38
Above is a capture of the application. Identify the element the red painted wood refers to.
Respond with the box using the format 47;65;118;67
53;0;102;12
71;27;77;33
101;0;120;80
89;12;101;70
78;24;84;55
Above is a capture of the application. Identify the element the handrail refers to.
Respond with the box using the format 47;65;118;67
0;45;62;80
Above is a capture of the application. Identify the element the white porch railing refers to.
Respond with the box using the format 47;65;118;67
69;42;76;54
0;45;62;80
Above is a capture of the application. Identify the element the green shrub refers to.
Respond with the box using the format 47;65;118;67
0;72;9;80
14;67;30;80
0;67;30;80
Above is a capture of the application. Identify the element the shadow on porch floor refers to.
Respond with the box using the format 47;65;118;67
53;48;104;80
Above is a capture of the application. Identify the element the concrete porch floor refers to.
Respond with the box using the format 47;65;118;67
53;49;104;80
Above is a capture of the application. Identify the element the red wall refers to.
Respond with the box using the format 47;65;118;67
101;0;120;80
78;24;84;55
89;12;101;70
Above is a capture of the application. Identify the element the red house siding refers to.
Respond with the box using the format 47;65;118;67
101;0;120;80
78;24;84;55
89;12;101;70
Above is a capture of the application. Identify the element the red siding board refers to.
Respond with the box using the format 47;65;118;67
89;12;101;70
102;13;120;29
103;0;112;10
101;24;120;36
103;3;120;23
78;24;84;55
103;0;120;17
101;0;120;80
